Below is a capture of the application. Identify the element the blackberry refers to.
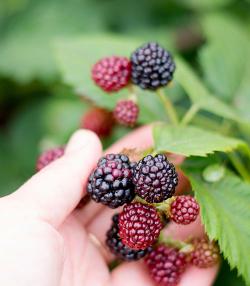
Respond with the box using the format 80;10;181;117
81;107;115;137
118;202;162;250
131;42;175;90
133;154;178;203
92;56;131;92
36;147;64;171
170;195;199;225
87;154;135;208
191;237;220;268
106;214;152;261
145;245;187;286
113;100;139;127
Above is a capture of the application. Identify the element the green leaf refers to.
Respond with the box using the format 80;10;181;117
175;56;243;124
187;171;250;285
153;124;249;157
199;14;249;101
176;0;234;10
0;0;106;83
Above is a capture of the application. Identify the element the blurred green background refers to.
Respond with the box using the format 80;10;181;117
0;0;250;284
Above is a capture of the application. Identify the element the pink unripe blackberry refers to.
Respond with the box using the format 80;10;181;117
36;147;64;171
145;245;187;286
170;195;199;225
114;100;139;127
118;202;162;250
92;56;131;92
191;237;220;268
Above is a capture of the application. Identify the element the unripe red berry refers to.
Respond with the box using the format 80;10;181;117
36;147;64;171
114;100;139;127
81;107;114;137
191;237;220;268
145;245;187;286
118;202;162;250
92;56;131;92
170;195;199;225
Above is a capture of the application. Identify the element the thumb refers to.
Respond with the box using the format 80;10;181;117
8;130;102;227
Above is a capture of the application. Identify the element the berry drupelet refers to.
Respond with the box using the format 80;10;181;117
145;245;187;286
133;154;178;203
92;56;131;92
118;202;162;250
81;107;115;137
87;154;135;208
131;42;175;90
170;195;199;225
106;214;152;261
191;237;220;268
36;146;64;171
113;100;139;127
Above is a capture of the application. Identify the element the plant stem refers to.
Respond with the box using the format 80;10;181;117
156;88;179;125
228;152;250;182
181;103;200;126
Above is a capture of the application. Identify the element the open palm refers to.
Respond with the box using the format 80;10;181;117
0;127;218;286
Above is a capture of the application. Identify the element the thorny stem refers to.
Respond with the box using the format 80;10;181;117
156;88;179;125
228;152;250;183
181;103;200;126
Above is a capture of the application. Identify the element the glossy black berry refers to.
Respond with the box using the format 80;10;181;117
87;154;135;208
131;42;175;90
133;154;178;203
106;214;152;261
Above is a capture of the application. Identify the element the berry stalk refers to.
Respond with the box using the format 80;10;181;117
156;88;179;125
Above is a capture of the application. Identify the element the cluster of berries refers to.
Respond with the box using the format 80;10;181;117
87;152;219;285
36;147;219;286
81;42;176;136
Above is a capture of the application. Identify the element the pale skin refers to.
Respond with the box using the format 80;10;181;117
0;126;219;286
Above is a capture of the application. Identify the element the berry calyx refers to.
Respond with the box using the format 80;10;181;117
92;56;131;92
118;202;162;250
169;195;199;225
114;99;139;127
106;214;152;261
36;147;64;171
131;42;175;90
191;237;220;268
145;245;187;286
81;107;114;137
133;154;178;203
87;154;135;208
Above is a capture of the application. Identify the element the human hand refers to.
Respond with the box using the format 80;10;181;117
0;126;219;286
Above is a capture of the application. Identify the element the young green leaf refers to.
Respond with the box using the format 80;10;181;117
187;171;250;285
153;124;250;157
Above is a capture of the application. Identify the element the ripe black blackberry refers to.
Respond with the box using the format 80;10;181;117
145;245;187;286
133;154;178;203
87;154;135;208
106;214;152;261
131;42;175;90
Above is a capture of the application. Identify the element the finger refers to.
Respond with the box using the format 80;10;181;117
108;262;154;286
7;130;102;227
